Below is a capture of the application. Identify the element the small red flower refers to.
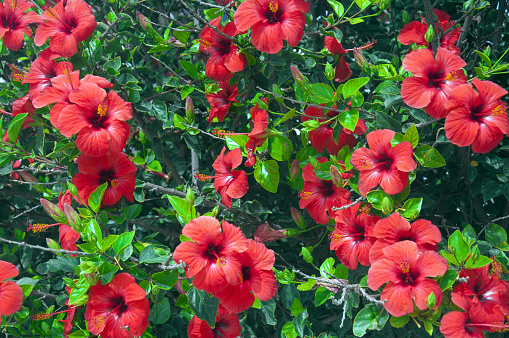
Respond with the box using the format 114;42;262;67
0;0;41;51
0;261;23;324
206;81;238;124
57;84;132;157
213;147;249;209
173;216;248;293
401;47;467;119
445;78;509;154
302;105;366;155
84;273;150;338
234;0;310;54
2;95;37;142
299;157;351;224
187;305;242;338
254;221;288;242
324;35;348;55
199;18;246;81
330;202;380;270
369;212;442;263
23;48;73;100
398;9;461;55
367;241;448;316
34;0;97;58
351;129;417;196
72;152;137;207
213;239;277;313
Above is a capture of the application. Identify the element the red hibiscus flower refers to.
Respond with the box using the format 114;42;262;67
334;55;353;83
2;95;37;142
245;101;269;152
213;147;249;209
57;190;80;254
330;202;380;270
234;0;310;54
302;106;367;155
23;48;73;100
299;158;351;224
367;241;448;316
0;261;23;324
206;81;238;124
56;84;132;157
444;78;509;154
34;0;97;58
199;18;246;81
32;70;112;129
0;0;41;51
84;273;149;338
401;47;467;119
369;212;442;263
324;35;348;55
351;129;417;196
213;239;277;313
451;264;509;321
254;221;288;242
173;216;248;293
187;305;242;338
399;9;461;55
73;152;137;207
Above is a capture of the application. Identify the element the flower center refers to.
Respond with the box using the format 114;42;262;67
357;158;375;170
265;1;281;23
89;101;108;127
427;70;444;89
203;242;227;267
242;266;252;281
397;261;420;286
99;169;117;187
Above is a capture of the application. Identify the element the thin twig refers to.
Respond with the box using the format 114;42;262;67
331;196;364;211
12;205;41;219
415;118;439;128
179;122;225;140
422;0;439;54
0;237;91;256
10;179;68;186
476;214;509;240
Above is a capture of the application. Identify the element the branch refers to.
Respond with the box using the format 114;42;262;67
129;217;183;238
331;196;364;211
10;179;68;186
179;122;225;140
414;117;439;128
476;214;509;240
12;205;42;219
143;182;227;210
422;0;439;54
31;290;59;300
0;237;91;256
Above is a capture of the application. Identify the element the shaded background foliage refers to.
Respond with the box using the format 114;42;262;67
1;0;509;337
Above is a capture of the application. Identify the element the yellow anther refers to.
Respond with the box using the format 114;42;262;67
217;256;227;267
110;179;120;188
97;102;108;117
28;223;52;233
357;158;375;170
492;103;507;116
329;233;343;242
444;70;461;82
269;1;278;13
32;313;53;321
199;37;211;48
298;191;314;200
400;261;410;274
194;173;214;182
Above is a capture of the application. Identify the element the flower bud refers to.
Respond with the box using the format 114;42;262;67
185;96;195;124
136;11;149;30
290;65;304;83
290;207;306;229
402;10;411;24
330;165;344;187
254;222;288;242
424;25;434;43
285;228;300;237
325;62;335;81
353;48;369;71
40;198;67;224
290;159;300;179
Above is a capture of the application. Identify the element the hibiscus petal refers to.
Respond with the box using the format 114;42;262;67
49;32;78;58
233;0;263;32
472;78;508;105
0;281;23;316
416;251;448;278
445;108;479;147
471;122;504;154
391;142;417;172
75;127;111;157
57;105;91;137
381;282;414;316
435;47;467;74
251;21;283;54
401;77;435;108
366;129;395;154
411;279;443;311
224;47;247;73
380;169;408;195
119;298;150;337
279;11;305;46
0;261;19;282
411;219;442;247
367;259;399;290
398;21;427;46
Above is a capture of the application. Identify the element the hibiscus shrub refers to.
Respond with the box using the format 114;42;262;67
1;0;509;337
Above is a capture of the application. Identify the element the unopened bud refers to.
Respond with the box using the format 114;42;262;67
185;188;195;206
330;165;343;187
40;198;67;224
402;10;411;24
185;97;195;124
137;11;149;30
353;48;369;70
290;207;306;229
285;228;300;237
424;25;434;43
290;159;300;179
84;273;98;286
290;65;304;83
254;222;288;242
325;62;335;81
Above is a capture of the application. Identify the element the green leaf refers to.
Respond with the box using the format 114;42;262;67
167;195;196;225
112;231;135;255
485;224;507;247
414;146;446;168
320;257;335;278
282;284;300;310
343;77;369;99
439;270;458;290
269;136;293;161
98;261;119;284
403;124;419;148
152;101;168;121
426;291;436;310
390;315;409;328
69;278;90;306
376;111;401;131
291;298;304;317
254;160;280;193
179;60;198;78
225;135;249;151
401;198;423;220
475;50;491;67
292;309;308;337
187;288;219;328
367;190;394;214
353;306;389;337
259;298;277;325
448;230;470;264
334;263;349;279
338;108;359;132
300;246;313;263
276;108;296;125
88;182;108;213
100;235;118;252
7;113;28;143
152;270;178;290
282;322;297;338
310;83;335;104
87;219;103;246
139;245;171;263
297;278;315;291
151;297;171;325
327;0;345;17
441;251;460;266
465;255;492;269
315;287;332;307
